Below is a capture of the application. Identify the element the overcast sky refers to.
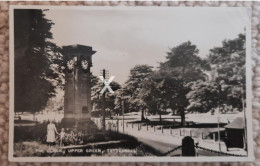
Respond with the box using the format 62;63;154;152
45;7;249;84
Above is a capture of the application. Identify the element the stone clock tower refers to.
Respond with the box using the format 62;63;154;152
62;45;96;121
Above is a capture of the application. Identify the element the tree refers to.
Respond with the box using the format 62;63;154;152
14;9;61;116
91;78;121;118
138;72;181;123
186;80;219;113
159;41;208;126
115;65;153;121
208;34;246;111
186;34;246;114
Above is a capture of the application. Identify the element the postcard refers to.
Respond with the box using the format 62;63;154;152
9;6;254;162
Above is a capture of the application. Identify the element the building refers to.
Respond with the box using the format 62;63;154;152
224;117;246;149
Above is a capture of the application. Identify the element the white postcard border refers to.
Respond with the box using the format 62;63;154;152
8;5;254;162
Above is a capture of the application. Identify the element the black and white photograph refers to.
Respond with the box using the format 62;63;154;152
9;6;253;162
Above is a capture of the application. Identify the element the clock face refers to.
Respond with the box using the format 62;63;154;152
67;60;74;70
81;60;88;70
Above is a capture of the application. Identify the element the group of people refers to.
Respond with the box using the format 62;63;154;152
46;120;84;147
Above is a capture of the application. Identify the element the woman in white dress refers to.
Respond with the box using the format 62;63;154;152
46;120;58;146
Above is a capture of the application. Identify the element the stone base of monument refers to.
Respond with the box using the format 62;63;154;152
60;118;98;135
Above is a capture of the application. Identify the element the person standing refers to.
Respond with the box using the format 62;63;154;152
46;120;58;147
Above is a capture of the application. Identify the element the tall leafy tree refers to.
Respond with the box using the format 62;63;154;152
14;9;61;115
115;65;153;121
159;41;209;126
208;34;246;110
186;34;246;114
138;71;184;123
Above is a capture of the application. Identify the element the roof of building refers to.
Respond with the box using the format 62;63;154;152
224;117;245;129
62;44;96;55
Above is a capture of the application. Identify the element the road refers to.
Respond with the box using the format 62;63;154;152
92;117;247;156
138;137;178;154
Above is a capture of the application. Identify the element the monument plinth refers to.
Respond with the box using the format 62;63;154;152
62;45;96;121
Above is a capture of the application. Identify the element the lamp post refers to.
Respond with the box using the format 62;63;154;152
217;81;223;152
216;108;221;152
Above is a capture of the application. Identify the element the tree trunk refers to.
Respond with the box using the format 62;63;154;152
141;109;145;121
109;110;112;119
180;109;185;127
159;111;162;124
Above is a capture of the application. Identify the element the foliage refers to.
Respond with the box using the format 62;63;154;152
14;9;62;114
60;130;84;145
208;34;246;110
138;73;182;122
186;80;219;113
158;41;208;126
91;76;121;116
114;65;153;120
14;122;47;143
186;34;246;113
159;41;209;82
90;73;99;88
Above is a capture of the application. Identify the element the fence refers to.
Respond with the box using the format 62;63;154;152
161;145;247;157
92;118;217;141
162;145;182;156
92;118;246;157
196;146;247;157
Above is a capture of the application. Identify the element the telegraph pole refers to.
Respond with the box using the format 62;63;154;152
102;69;106;131
217;84;221;152
101;69;110;131
217;115;221;151
241;85;247;152
100;68;113;131
122;100;125;133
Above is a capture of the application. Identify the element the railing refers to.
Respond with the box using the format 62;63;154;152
162;145;182;156
162;145;247;157
196;146;247;157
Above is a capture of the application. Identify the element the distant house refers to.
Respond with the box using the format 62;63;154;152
224;117;246;149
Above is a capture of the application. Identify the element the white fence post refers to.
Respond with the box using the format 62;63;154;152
161;126;163;133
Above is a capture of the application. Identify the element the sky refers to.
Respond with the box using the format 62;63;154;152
44;7;249;84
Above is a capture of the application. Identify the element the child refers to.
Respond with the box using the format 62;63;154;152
59;128;66;147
